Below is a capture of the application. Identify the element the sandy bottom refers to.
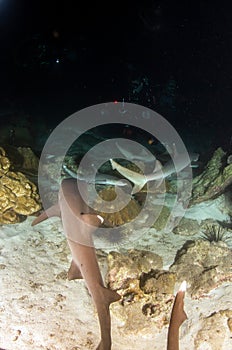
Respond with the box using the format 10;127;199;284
0;215;232;350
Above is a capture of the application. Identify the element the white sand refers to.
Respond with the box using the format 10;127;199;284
0;197;232;349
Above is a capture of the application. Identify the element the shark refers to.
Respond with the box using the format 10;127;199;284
32;178;121;350
31;177;188;349
115;140;199;165
62;164;129;187
115;141;155;162
110;152;193;195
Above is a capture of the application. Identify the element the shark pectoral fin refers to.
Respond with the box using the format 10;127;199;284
67;259;83;280
31;211;48;226
31;203;61;226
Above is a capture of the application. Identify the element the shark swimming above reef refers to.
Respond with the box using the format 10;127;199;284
115;141;155;162
110;151;194;194
62;164;129;187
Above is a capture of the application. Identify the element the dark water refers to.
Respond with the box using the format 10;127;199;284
0;1;231;162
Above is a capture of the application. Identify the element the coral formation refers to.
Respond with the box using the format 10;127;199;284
107;249;163;291
17;147;39;173
173;217;200;235
94;187;141;227
0;147;41;223
106;237;232;335
106;249;176;331
0;147;11;176
170;239;232;298
140;269;176;294
194;310;232;350
191;147;232;204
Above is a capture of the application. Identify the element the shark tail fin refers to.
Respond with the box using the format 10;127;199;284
31;203;61;226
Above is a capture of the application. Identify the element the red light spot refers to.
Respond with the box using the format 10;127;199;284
114;100;118;104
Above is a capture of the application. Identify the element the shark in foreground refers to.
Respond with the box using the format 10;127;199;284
32;178;121;350
110;152;194;194
31;177;187;349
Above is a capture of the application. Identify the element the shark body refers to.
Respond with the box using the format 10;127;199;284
110;153;192;194
62;164;128;187
31;178;188;349
32;178;120;350
115;141;155;162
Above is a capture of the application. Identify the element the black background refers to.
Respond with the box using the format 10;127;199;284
0;0;231;150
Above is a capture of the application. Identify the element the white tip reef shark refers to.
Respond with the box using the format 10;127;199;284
62;164;129;187
110;152;193;194
32;178;121;350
